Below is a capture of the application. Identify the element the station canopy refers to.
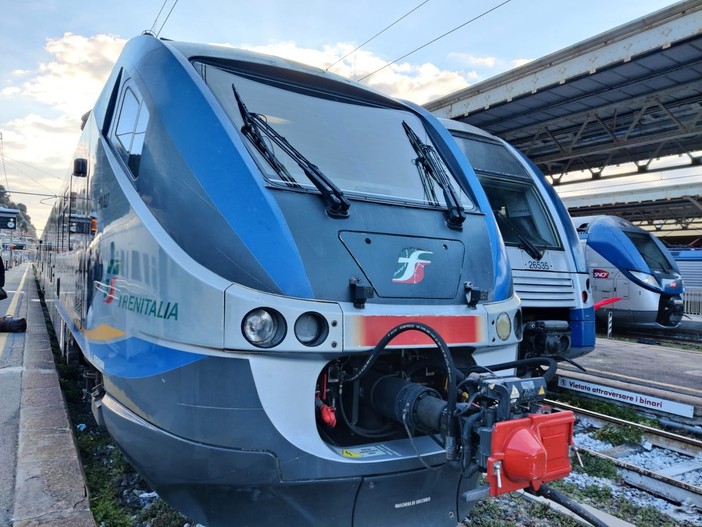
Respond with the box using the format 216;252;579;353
426;0;702;240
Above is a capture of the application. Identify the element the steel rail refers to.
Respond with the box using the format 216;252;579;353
547;399;702;508
546;399;702;456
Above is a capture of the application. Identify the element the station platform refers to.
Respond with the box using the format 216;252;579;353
556;333;702;422
0;263;96;527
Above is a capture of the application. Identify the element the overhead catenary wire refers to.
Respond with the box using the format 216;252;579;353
149;0;169;34
358;0;512;82
326;0;432;72
149;0;181;37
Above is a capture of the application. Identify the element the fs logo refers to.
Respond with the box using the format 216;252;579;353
592;269;609;279
392;248;433;284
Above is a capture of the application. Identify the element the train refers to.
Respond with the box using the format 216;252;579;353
574;215;685;330
439;119;595;363
36;34;574;527
669;247;702;288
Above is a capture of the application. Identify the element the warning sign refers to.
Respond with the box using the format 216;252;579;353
558;376;694;418
339;444;400;458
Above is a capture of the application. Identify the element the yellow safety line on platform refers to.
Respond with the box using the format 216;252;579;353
0;266;30;361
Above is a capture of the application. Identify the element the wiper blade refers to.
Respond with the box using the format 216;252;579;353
495;210;544;261
402;121;465;230
233;85;298;187
232;84;350;218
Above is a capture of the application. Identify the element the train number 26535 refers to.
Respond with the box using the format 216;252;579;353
527;260;551;270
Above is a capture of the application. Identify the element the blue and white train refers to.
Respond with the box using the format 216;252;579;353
574;215;685;329
37;35;574;526
440;120;595;362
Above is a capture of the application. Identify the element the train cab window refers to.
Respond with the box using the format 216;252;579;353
113;86;150;178
480;177;560;250
192;61;474;212
624;231;676;274
450;133;560;251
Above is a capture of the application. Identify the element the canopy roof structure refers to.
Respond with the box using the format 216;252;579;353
426;0;702;241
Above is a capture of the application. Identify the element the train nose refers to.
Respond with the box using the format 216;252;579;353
657;294;684;327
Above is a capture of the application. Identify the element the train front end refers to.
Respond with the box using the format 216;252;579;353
576;215;685;329
441;120;595;362
52;36;575;526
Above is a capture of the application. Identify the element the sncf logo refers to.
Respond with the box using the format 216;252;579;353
592;269;609;279
393;248;433;284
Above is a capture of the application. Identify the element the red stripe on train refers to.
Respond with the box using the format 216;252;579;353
352;315;484;347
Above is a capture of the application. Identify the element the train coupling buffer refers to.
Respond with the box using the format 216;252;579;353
456;374;575;499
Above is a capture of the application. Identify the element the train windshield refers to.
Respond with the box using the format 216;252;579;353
450;134;560;251
193;61;473;211
624;231;676;273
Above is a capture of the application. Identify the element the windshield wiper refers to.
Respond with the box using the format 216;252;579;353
232;84;350;218
495;210;544;261
232;85;298;187
402;121;465;230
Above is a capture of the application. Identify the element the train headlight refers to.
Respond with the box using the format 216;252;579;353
629;270;660;289
242;308;286;348
496;312;511;341
294;312;329;346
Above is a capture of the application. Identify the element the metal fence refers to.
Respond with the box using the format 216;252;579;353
683;287;702;316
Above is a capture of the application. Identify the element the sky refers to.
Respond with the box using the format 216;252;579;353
0;0;683;236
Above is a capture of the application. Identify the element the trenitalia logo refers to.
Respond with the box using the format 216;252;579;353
592;269;609;279
393;248;433;284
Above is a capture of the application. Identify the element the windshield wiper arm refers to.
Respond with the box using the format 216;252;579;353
402;121;465;230
233;85;298;187
232;84;350;218
495;210;544;261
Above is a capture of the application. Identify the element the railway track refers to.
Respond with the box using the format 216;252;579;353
613;327;702;349
548;399;702;511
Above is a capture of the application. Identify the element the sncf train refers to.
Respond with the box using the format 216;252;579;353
440;120;595;363
574;215;684;329
37;35;574;527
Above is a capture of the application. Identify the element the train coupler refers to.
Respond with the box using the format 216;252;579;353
483;411;574;496
522;319;571;359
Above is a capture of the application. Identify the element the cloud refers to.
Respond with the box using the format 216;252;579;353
0;33;125;231
511;58;533;68
448;52;497;68
244;42;472;104
18;33;125;115
361;61;471;105
1;33;125;161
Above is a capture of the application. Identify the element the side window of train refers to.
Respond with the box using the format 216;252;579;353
113;85;150;179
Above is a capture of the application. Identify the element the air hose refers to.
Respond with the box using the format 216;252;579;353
461;356;558;385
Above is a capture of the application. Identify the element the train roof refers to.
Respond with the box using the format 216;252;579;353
573;215;637;233
438;118;498;142
159;37;407;109
166;39;332;77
